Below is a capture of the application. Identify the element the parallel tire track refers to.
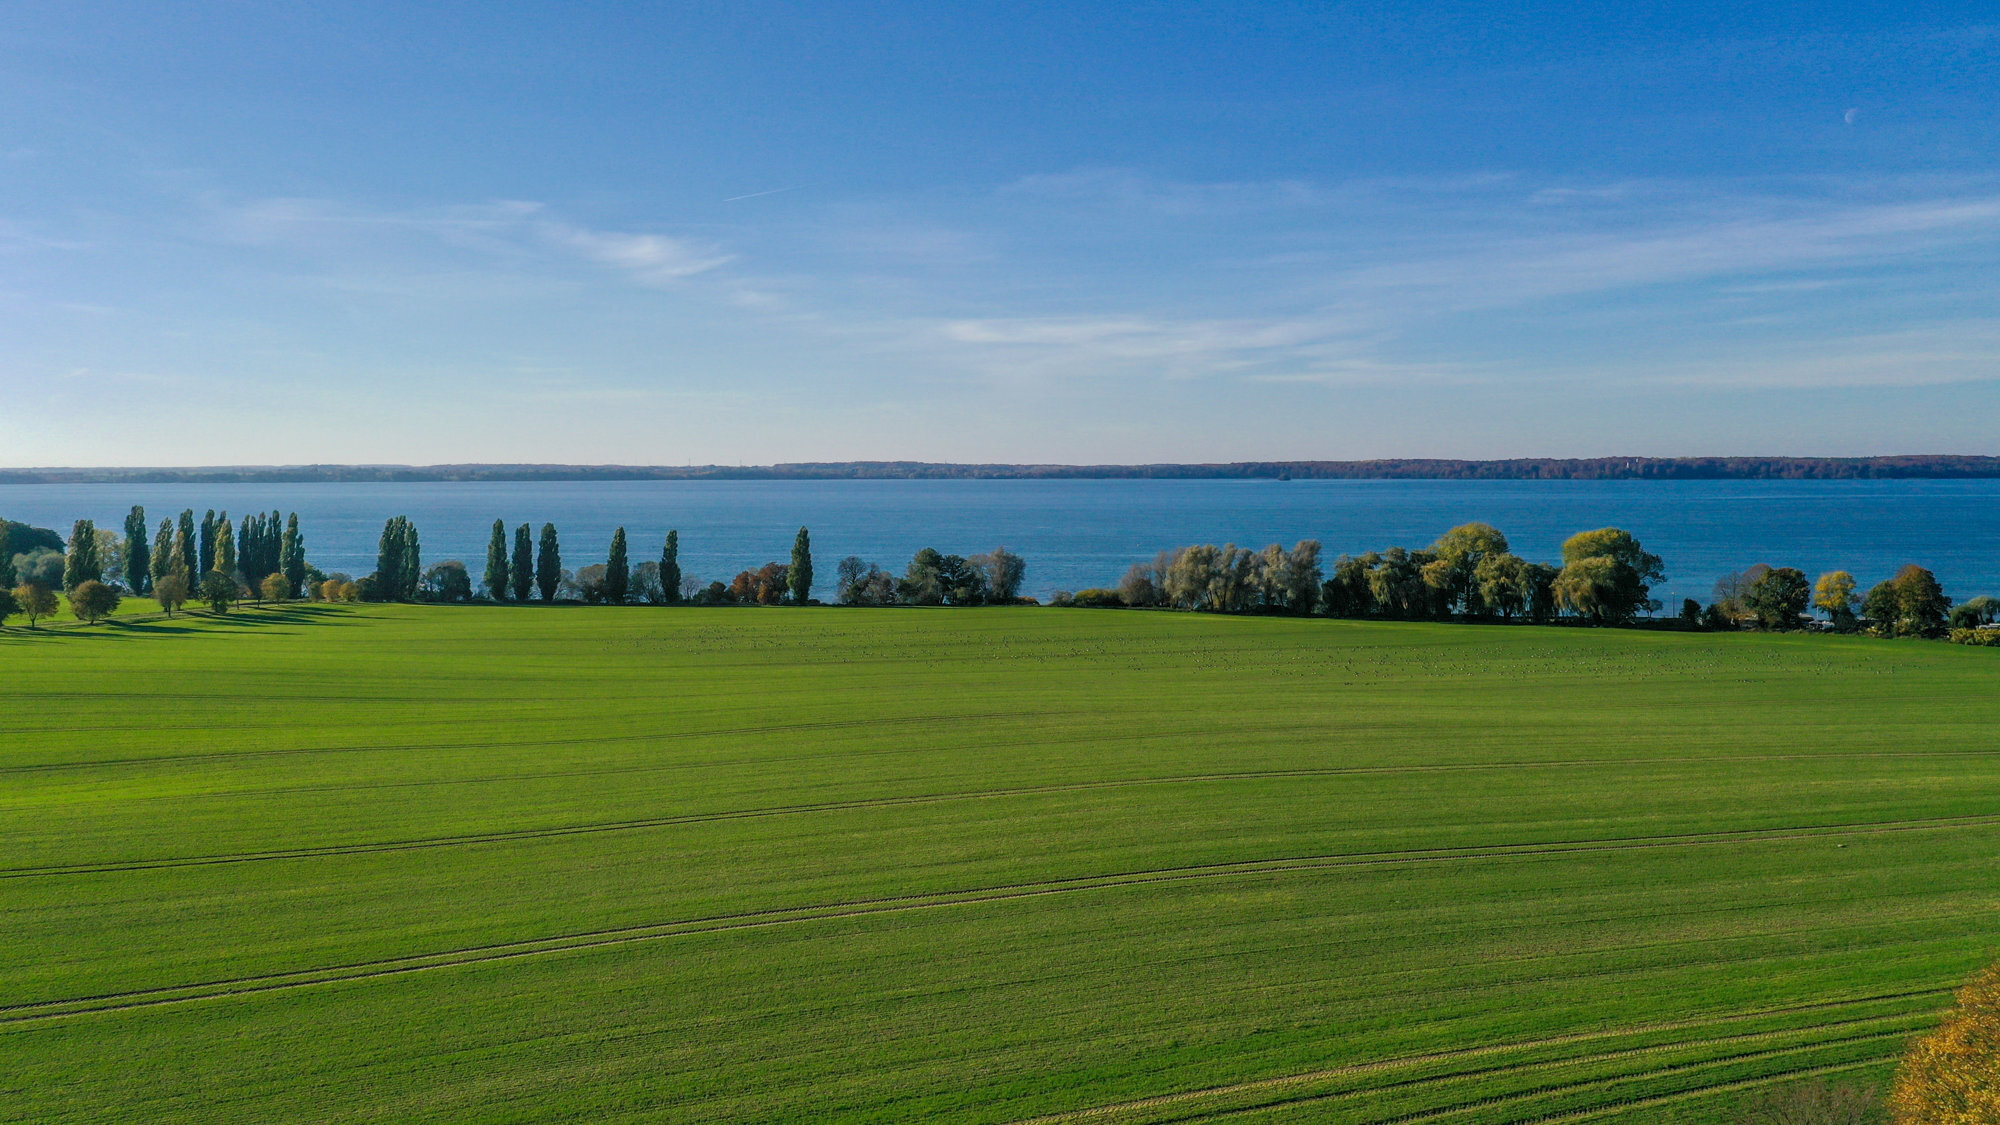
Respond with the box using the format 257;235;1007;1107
1158;1030;1908;1124
8;802;1998;880
1014;999;1938;1123
0;828;1968;1025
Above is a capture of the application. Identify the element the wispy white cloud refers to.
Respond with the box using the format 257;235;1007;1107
201;195;731;285
536;222;732;282
830;173;2000;394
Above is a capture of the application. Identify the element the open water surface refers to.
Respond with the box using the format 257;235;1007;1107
3;478;1995;607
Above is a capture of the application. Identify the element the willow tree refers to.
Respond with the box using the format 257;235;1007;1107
1554;528;1663;623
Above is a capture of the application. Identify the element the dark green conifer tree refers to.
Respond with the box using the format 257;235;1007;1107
281;514;305;597
536;524;561;602
605;528;629;604
64;519;102;591
511;524;534;603
485;520;510;601
660;530;682;604
123;506;151;593
788;527;813;605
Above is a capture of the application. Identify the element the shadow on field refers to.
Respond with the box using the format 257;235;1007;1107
0;603;366;645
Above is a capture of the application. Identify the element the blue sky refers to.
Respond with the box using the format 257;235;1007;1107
3;3;1996;465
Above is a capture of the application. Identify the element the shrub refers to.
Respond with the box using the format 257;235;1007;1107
1069;588;1123;608
154;573;189;617
1947;627;2000;647
67;579;121;624
200;571;237;613
13;583;56;628
261;573;290;603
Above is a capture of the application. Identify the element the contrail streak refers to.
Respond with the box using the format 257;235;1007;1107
722;185;803;202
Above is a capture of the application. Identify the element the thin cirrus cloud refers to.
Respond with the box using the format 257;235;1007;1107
836;171;2000;395
204;195;730;286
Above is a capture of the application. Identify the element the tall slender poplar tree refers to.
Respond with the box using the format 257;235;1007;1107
485;520;510;601
788;527;813;605
605;528;629;604
178;510;198;577
374;516;420;600
215;517;236;581
171;523;193;586
199;510;218;575
511;524;534;603
401;521;420;598
64;520;102;591
281;514;305;597
237;513;266;590
151;519;174;589
536;524;561;602
123;506;151;593
660;530;682;604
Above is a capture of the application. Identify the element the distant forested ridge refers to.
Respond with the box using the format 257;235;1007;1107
4;455;2000;484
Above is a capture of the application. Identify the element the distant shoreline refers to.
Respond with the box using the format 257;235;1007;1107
3;456;1999;484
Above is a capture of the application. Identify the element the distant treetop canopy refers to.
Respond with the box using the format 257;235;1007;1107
5;455;2000;485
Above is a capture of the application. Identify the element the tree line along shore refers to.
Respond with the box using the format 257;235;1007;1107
7;454;2000;483
3;508;1995;645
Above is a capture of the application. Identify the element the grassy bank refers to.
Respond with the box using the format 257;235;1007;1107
1;605;1994;1122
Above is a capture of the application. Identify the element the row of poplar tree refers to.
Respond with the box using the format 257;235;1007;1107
357;519;812;605
10;506;307;601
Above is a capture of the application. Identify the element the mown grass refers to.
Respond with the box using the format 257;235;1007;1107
1;604;1995;1123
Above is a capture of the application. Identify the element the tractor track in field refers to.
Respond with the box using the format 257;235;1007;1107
34;746;2000;809
1011;1009;1927;1123
1078;1031;1907;1124
6;797;1999;880
1204;1043;1906;1125
0;709;1080;774
0;831;1973;1023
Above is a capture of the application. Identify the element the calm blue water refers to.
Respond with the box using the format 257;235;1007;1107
3;479;1996;607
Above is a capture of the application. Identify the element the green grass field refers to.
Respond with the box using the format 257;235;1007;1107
2;605;1995;1123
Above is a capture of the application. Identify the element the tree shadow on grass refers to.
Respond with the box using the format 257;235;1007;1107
0;603;369;644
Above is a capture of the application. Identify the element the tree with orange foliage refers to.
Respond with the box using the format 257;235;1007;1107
1892;961;2000;1123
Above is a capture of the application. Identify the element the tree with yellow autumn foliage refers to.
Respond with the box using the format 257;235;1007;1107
1893;961;2000;1124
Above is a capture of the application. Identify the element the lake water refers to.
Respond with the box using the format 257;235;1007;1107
3;478;1996;607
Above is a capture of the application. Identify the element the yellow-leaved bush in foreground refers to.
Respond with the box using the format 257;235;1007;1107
1893;962;2000;1124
